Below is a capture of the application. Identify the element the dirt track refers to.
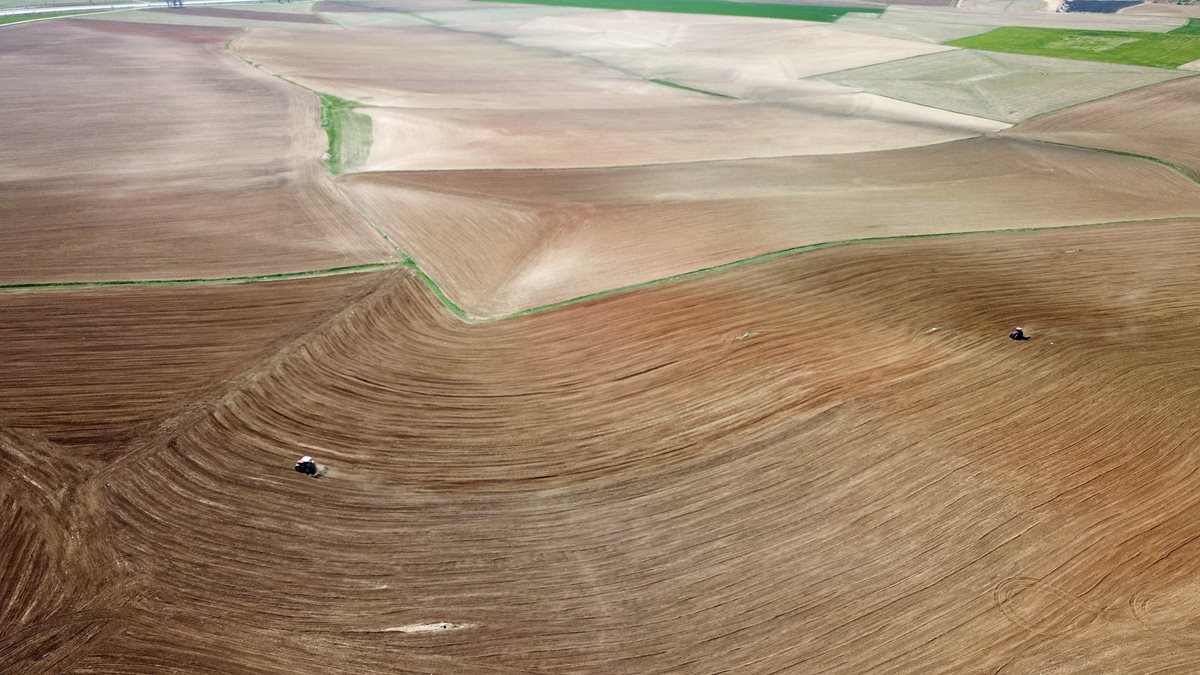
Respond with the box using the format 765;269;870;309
4;219;1200;672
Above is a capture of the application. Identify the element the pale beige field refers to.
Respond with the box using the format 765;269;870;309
359;98;1005;170
0;19;392;283
232;24;700;109
341;137;1200;316
437;12;954;97
818;48;1190;123
1121;2;1200;18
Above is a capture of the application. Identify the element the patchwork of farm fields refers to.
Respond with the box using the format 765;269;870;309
4;0;1200;671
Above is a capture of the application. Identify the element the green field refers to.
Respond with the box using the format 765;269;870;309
1171;18;1200;35
950;27;1200;68
317;93;372;174
471;0;881;22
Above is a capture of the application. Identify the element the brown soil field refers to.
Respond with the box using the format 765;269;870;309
1122;2;1200;18
0;20;392;284
340;136;1200;316
1009;75;1200;178
6;218;1200;672
436;12;951;97
0;272;382;462
144;7;330;24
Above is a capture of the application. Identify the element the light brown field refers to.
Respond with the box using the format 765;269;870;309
359;98;1005;170
5;3;1200;672
232;24;701;109
0;20;392;284
233;16;1007;168
1009;75;1200;178
5;219;1200;672
340;137;1200;316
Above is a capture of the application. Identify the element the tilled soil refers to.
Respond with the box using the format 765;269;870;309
4;220;1200;673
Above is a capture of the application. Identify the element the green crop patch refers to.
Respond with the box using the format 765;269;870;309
470;0;881;23
1171;18;1200;35
950;27;1200;68
317;93;372;174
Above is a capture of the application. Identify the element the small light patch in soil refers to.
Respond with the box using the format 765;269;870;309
375;621;474;633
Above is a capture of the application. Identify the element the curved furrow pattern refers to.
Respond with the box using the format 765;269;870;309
82;219;1200;671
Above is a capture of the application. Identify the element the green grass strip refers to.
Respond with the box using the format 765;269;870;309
949;26;1200;69
470;0;880;22
1170;18;1200;35
0;263;400;293
316;92;371;174
0;9;104;26
649;78;737;99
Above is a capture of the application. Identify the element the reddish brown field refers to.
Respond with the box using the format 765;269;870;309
0;272;382;461
0;20;392;284
1009;76;1200;178
341;137;1200;316
4;219;1200;672
6;4;1200;672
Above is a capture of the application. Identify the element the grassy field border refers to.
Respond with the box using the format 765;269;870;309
469;0;881;22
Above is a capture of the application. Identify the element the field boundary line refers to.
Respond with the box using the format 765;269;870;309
0;262;400;294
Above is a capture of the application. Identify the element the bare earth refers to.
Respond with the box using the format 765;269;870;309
0;273;381;460
340;137;1200;316
5;220;1200;672
5;2;1200;672
1008;75;1200;178
235;17;1007;168
0;20;392;283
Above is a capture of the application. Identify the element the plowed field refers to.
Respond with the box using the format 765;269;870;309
5;219;1200;673
1009;74;1200;177
0;20;392;284
341;137;1200;316
5;1;1200;672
